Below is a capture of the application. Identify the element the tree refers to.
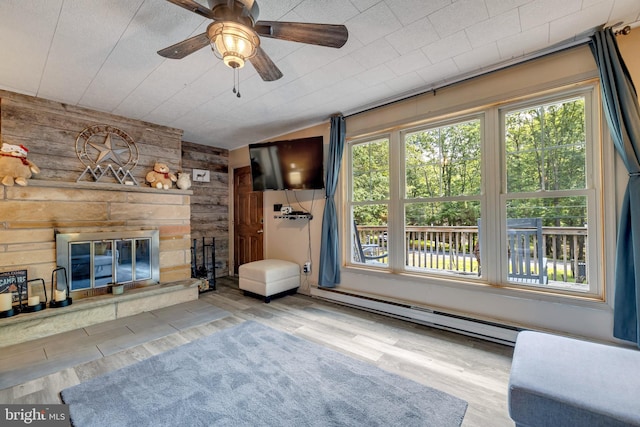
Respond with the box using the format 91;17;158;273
352;139;389;226
351;98;587;229
404;119;481;226
505;98;586;227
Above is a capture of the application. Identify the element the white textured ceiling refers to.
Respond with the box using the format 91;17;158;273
0;0;638;150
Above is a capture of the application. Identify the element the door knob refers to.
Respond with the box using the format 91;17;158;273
257;229;264;234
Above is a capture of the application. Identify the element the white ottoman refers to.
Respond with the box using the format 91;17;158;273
239;259;299;303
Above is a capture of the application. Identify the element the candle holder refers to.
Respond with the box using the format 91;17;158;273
49;266;72;308
108;282;125;295
0;290;16;318
21;278;47;313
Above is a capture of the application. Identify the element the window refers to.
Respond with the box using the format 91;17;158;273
403;117;482;276
346;84;603;297
500;94;594;292
350;137;389;266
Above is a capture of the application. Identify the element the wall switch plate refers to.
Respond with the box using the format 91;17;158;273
193;169;210;182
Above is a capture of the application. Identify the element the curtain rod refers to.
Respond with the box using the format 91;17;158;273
345;22;636;119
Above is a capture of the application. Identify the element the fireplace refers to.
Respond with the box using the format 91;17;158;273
56;230;160;295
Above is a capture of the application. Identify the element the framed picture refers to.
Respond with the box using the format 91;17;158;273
0;270;28;305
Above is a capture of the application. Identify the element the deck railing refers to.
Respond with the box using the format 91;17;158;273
355;225;588;283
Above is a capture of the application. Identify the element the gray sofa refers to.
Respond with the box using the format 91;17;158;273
508;331;640;426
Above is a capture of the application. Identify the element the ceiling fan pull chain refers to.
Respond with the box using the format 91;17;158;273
232;68;237;95
236;68;241;98
231;67;241;98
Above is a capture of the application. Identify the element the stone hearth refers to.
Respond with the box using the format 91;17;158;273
0;278;201;348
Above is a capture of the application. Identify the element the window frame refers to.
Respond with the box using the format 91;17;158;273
400;113;485;276
494;86;602;296
347;135;391;268
344;81;608;300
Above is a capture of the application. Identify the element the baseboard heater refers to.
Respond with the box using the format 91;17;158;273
310;287;520;346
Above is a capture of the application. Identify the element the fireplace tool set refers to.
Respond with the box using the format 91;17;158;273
191;237;216;292
0;267;72;318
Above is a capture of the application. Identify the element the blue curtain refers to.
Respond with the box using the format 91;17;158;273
318;115;346;287
590;28;640;347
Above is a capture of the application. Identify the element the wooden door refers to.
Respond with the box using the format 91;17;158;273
234;166;264;273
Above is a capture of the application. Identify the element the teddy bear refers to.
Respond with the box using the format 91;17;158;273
0;142;40;186
145;162;177;190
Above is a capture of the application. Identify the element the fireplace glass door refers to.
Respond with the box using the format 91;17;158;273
93;241;114;288
58;230;160;292
114;238;152;283
70;242;92;290
135;238;152;280
69;241;115;290
116;239;132;283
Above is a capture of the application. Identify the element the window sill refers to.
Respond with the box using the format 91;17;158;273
342;264;609;311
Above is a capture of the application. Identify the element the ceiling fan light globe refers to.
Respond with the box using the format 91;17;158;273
208;21;259;70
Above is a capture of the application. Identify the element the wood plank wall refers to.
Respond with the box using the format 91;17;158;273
0;91;183;184
181;141;229;280
0;90;195;295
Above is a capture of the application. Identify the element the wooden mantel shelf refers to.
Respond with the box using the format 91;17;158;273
25;179;193;195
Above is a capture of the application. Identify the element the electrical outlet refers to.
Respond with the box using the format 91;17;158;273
303;261;311;274
280;206;292;214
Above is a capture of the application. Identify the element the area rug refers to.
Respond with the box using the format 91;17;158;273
61;321;468;426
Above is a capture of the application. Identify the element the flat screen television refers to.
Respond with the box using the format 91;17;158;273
249;136;324;191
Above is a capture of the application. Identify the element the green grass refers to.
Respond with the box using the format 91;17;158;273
404;252;584;284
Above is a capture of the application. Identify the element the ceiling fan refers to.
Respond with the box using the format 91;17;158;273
158;0;349;83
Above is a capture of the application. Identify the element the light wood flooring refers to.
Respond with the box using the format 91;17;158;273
0;277;514;426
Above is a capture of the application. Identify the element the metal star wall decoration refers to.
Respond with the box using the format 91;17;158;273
89;133;130;165
75;125;140;185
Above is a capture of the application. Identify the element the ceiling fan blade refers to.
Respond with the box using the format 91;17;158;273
254;21;348;48
157;32;210;59
165;0;216;19
249;47;283;81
